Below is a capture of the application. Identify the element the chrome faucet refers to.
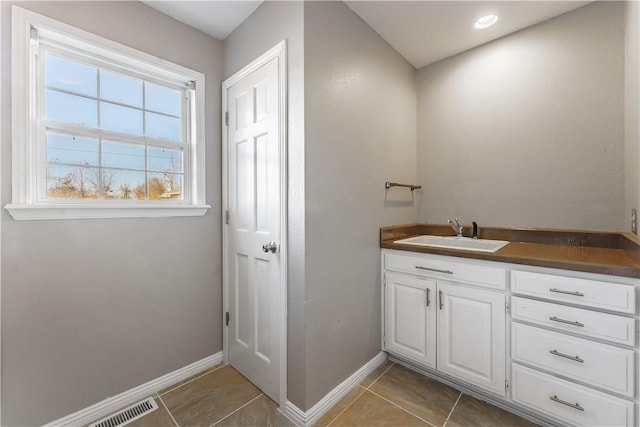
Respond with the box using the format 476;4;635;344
447;218;464;237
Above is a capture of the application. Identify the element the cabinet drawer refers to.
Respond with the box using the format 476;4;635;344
512;297;636;346
511;323;634;397
511;270;636;314
385;252;506;290
512;364;634;427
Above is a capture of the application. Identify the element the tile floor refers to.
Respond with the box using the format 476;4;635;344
89;360;539;427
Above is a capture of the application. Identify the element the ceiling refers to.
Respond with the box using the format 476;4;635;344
141;1;263;40
344;1;590;68
143;0;591;69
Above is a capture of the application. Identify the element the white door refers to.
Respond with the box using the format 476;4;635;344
437;282;506;396
223;46;284;403
385;272;436;368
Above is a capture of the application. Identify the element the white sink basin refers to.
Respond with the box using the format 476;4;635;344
394;235;509;253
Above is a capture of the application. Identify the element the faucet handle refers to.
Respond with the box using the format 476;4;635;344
447;218;464;237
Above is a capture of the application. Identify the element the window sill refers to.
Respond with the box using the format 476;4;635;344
4;203;211;221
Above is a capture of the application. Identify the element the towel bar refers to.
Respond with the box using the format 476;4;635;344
385;182;422;191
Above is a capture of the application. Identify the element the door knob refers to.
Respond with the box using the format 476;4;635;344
262;241;278;253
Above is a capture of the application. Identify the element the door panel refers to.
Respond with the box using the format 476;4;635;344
226;56;281;402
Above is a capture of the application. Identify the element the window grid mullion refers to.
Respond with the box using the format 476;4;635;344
43;85;181;121
43;122;188;150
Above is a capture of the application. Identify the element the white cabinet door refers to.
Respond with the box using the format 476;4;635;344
437;282;506;396
385;272;436;368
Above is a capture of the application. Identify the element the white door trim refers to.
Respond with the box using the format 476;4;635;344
221;40;288;406
1;2;4;423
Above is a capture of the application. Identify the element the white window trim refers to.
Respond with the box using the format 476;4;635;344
7;6;209;220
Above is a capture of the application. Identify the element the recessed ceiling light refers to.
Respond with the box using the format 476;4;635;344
474;14;498;30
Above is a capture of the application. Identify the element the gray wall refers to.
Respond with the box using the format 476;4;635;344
224;1;417;411
625;0;640;233
416;1;625;231
223;0;308;410
303;1;416;409
1;2;223;426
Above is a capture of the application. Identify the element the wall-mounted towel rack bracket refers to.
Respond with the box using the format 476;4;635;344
385;182;422;191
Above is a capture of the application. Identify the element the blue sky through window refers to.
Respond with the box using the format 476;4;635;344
45;52;183;141
100;69;143;108
44;52;185;200
45;53;96;96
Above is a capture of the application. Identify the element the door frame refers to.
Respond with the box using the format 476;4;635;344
221;40;288;406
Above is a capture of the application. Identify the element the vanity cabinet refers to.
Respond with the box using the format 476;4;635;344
510;269;637;427
383;250;507;397
383;248;640;427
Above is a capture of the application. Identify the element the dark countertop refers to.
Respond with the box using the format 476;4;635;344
380;224;640;278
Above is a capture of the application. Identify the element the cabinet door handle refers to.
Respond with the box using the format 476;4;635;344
426;288;431;307
549;349;584;363
549;288;584;297
415;266;454;275
549;316;584;327
439;290;443;310
549;395;584;412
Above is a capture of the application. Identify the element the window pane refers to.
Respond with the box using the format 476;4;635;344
148;172;183;200
103;140;145;170
146;112;182;141
47;165;99;199
148;147;182;173
47;133;99;166
100;101;143;135
145;82;181;116
104;169;145;200
46;89;97;127
100;69;142;108
45;53;96;97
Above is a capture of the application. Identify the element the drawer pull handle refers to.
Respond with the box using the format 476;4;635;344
439;290;443;310
415;266;454;275
549;395;585;412
426;288;431;307
549;349;584;363
549;316;584;328
549;288;584;297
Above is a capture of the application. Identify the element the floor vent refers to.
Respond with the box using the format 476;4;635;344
89;397;158;427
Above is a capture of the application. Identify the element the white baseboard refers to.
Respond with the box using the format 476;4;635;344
44;352;224;427
281;351;387;426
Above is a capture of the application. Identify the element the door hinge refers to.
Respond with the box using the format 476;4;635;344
225;311;230;326
505;301;510;313
224;111;229;126
225;210;229;225
505;379;510;392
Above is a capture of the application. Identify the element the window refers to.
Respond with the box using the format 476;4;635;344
7;6;209;220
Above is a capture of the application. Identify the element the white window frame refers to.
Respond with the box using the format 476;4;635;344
7;6;209;220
